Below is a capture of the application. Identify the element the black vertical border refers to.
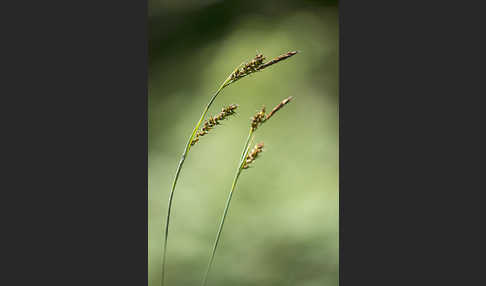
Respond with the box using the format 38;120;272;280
1;0;148;285
340;0;485;285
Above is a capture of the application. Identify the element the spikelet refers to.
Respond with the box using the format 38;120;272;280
256;51;298;71
191;104;238;146
242;142;264;169
229;54;265;82
229;51;298;83
250;96;293;131
265;96;293;120
251;106;266;131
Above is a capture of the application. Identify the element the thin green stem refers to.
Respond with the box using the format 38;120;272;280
239;130;253;161
201;129;255;286
161;77;231;286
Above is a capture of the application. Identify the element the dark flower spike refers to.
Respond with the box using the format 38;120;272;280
229;51;298;83
191;104;238;146
229;54;265;82
251;106;266;131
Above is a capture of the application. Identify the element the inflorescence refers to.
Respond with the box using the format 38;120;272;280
250;96;293;131
191;104;238;146
242;142;264;169
229;51;298;83
251;106;266;131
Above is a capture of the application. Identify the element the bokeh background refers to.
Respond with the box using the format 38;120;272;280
149;1;338;285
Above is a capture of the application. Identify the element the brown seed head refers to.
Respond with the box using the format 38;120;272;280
229;51;297;83
230;54;266;82
243;142;264;169
251;106;266;131
249;96;293;131
191;104;238;146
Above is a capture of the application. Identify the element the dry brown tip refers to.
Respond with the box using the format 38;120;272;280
282;96;293;105
265;96;294;120
256;51;298;71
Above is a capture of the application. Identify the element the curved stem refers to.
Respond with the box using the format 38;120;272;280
161;78;231;286
201;129;254;286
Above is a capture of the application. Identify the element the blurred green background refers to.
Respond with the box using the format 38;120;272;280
149;1;338;285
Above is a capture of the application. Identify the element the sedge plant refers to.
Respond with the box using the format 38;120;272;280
162;52;298;286
201;96;294;286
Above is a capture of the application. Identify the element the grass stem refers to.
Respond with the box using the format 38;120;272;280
201;96;293;286
161;77;231;286
201;129;255;286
